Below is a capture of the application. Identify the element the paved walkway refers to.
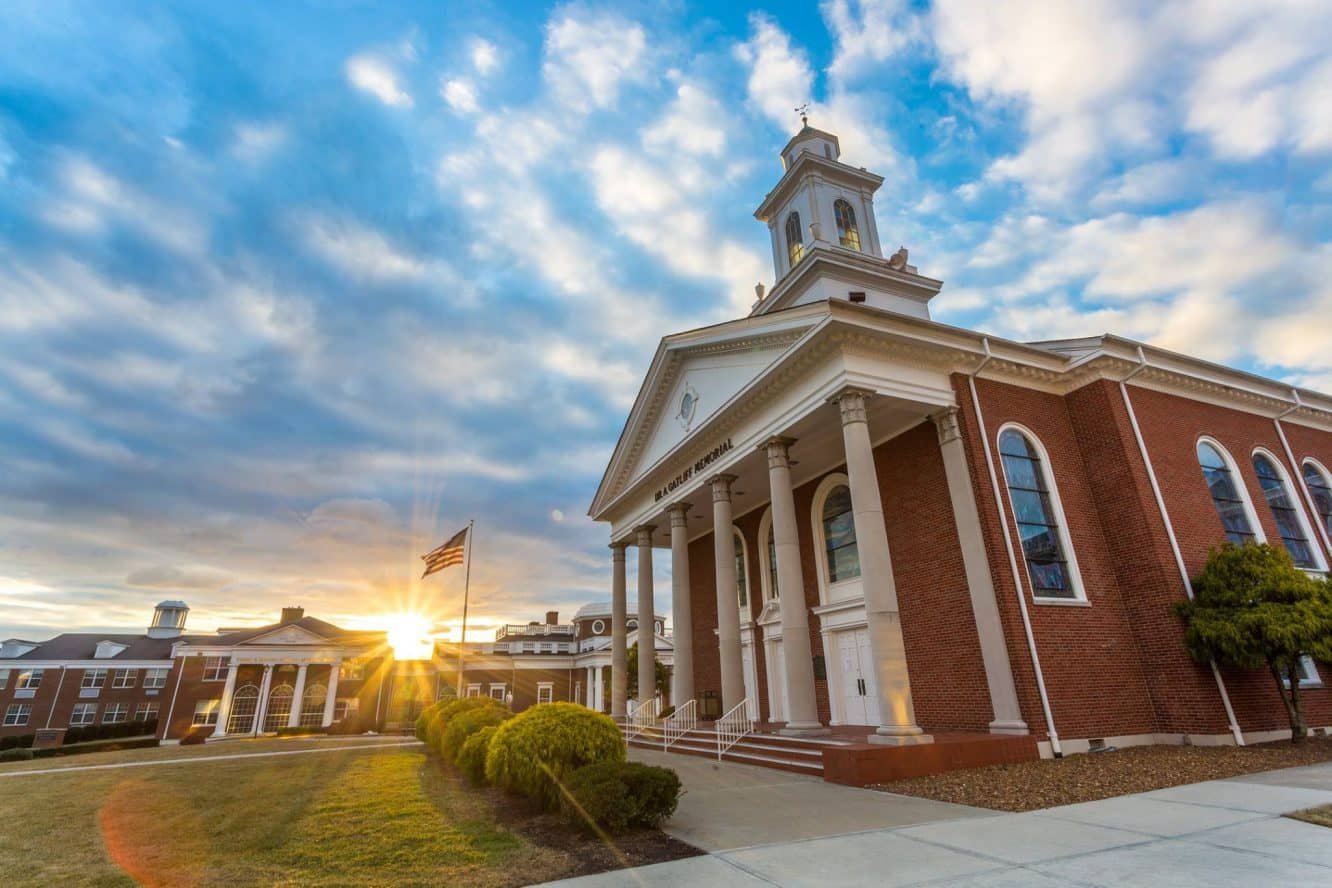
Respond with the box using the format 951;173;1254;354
543;760;1332;887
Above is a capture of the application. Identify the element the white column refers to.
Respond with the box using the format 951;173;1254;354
636;525;657;709
585;666;594;707
834;389;930;746
288;663;309;728
610;542;629;719
321;661;341;727
254;664;273;736
709;474;746;713
763;438;828;736
594;664;604;712
666;503;696;706
934;408;1027;734
212;660;239;738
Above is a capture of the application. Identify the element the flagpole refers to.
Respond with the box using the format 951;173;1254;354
456;519;475;697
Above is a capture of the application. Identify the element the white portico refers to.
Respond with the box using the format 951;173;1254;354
590;123;1028;744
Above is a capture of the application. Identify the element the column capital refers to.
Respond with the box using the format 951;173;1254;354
761;435;797;469
932;407;962;446
633;524;657;544
609;539;630;556
664;502;691;526
831;387;874;425
707;473;738;501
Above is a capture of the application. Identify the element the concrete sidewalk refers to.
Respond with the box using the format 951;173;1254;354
541;762;1332;887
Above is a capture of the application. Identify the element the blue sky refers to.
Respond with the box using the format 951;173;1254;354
2;1;1330;640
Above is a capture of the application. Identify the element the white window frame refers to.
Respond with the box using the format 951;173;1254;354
810;473;863;607
192;699;220;727
143;668;169;689
996;423;1088;605
465;683;481;699
1252;448;1328;572
134;702;159;722
591;619;605;634
1300;457;1332;552
70;703;97;726
757;507;779;603
733;526;753;617
16;669;43;690
81;668;108;689
103;702;129;724
0;668;9;689
536;682;554;705
202;657;228;682
1282;655;1324;689
488;683;506;701
1197;436;1266;545
4;703;32;726
112;669;136;689
334;698;358;721
626;618;638;630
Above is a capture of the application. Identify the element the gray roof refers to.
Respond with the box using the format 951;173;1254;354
3;633;177;662
572;601;666;621
205;616;384;647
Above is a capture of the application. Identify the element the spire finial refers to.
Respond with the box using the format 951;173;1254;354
794;102;809;128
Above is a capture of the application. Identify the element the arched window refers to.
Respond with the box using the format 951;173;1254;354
734;528;750;610
758;509;780;602
998;427;1082;600
1304;460;1332;539
299;682;326;727
785;212;803;266
1197;440;1257;544
833;199;861;251
264;683;294;733
226;684;259;734
1252;452;1318;569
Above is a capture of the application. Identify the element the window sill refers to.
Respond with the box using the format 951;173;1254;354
1031;596;1091;608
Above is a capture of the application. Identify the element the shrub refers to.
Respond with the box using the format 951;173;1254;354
179;730;209;746
456;725;498;784
428;697;504;750
484;703;625;810
0;747;34;762
415;700;449;742
441;706;511;762
561;761;682;834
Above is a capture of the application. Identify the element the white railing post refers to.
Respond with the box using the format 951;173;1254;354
662;699;697;750
715;697;754;760
623;698;655;742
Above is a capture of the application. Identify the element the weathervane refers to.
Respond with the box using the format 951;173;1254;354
795;102;810;127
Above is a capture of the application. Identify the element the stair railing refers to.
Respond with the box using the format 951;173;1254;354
662;699;696;750
714;697;753;760
624;697;656;742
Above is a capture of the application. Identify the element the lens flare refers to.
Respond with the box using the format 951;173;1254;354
383;612;433;661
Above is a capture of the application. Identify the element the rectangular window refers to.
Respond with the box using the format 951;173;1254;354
143;668;169;689
4;704;32;726
103;702;129;724
0;668;9;689
17;669;44;689
192;699;220;727
81;668;108;689
201;657;228;682
70;703;97;726
488;683;506;701
1284;656;1324;689
339;660;367;681
465;684;481;699
536;683;554;705
134;702;160;723
112;669;136;689
333;699;357;721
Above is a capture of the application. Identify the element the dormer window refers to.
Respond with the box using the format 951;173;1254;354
785;212;803;267
834;199;860;251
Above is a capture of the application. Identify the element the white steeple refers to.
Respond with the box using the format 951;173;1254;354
751;123;941;318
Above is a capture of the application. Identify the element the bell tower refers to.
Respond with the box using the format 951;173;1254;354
752;122;941;318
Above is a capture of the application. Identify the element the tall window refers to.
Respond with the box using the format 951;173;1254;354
264;684;295;732
226;685;259;733
1252;453;1316;568
300;683;326;727
1197;441;1256;544
4;704;32;727
766;526;780;600
785;212;803;266
202;657;228;682
999;428;1079;600
103;703;128;724
193;699;220;727
821;485;861;583
734;529;748;608
17;669;43;689
134;703;159;723
833;199;861;251
1304;460;1332;539
81;668;107;689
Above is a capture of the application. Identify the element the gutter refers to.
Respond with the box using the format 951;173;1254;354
967;338;1062;757
42;666;68;730
1119;347;1244;745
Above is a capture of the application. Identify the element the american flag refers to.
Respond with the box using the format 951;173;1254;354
421;526;468;578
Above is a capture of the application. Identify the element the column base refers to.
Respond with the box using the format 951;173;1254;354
988;719;1030;736
868;727;934;746
780;722;832;737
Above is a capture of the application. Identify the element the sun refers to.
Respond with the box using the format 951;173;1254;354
383;612;434;661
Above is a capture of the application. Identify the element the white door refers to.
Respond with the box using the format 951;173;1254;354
741;642;759;720
856;627;880;725
838;628;879;725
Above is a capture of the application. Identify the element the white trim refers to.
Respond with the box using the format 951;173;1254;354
809;473;863;607
995;422;1088;604
1283;655;1324;689
1251;447;1328;571
757;507;778;603
1196;436;1266;544
590;619;605;634
733;526;753;617
1300;457;1332;554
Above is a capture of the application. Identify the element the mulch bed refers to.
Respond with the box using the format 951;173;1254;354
871;737;1332;812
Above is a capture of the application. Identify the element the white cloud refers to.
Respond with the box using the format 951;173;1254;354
470;38;500;75
345;53;413;108
441;77;479;114
543;10;647;109
823;0;919;82
298;214;431;283
642;82;728;157
734;14;814;125
232;122;286;162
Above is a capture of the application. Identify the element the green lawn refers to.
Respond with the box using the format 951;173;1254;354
0;742;565;887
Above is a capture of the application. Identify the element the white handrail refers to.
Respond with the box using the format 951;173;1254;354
662;699;696;750
624;697;656;742
715;697;753;760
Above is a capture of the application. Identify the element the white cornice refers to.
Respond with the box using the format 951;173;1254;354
752;246;943;316
754;153;884;221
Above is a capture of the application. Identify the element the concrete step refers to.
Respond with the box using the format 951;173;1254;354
627;728;827;775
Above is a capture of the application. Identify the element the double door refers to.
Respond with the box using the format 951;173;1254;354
837;627;879;726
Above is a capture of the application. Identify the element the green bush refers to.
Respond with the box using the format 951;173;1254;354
65;720;158;746
0;747;35;762
0;734;35;751
179;730;209;746
440;705;511;762
428;697;504;750
484;703;625;810
414;699;450;742
560;761;682;834
456;725;499;784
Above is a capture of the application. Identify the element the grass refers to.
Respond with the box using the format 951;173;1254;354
1288;804;1332;828
0;740;566;887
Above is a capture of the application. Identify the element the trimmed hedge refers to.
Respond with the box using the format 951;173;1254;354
179;730;209;746
484;703;624;810
427;697;505;750
64;720;158;745
560;761;682;834
0;747;34;762
456;725;498;784
414;700;449;742
440;706;510;762
0;734;35;751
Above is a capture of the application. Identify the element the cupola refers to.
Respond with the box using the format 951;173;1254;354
147;600;189;638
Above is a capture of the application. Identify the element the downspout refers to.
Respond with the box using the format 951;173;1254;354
163;654;187;741
1119;346;1243;745
43;666;68;729
1274;388;1332;557
968;338;1062;756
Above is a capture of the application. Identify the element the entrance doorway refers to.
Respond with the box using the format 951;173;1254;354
836;628;879;725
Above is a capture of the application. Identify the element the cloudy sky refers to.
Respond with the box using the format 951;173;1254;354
2;1;1329;641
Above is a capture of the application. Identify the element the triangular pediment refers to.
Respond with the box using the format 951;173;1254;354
243;624;330;646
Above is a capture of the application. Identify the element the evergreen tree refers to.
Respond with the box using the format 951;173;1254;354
625;641;670;701
1174;542;1332;742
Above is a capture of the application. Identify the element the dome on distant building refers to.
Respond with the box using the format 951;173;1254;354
573;600;665;622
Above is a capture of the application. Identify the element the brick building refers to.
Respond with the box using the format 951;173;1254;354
589;123;1332;759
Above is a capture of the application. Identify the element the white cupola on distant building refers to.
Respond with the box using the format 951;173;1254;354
147;600;189;638
752;121;942;319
